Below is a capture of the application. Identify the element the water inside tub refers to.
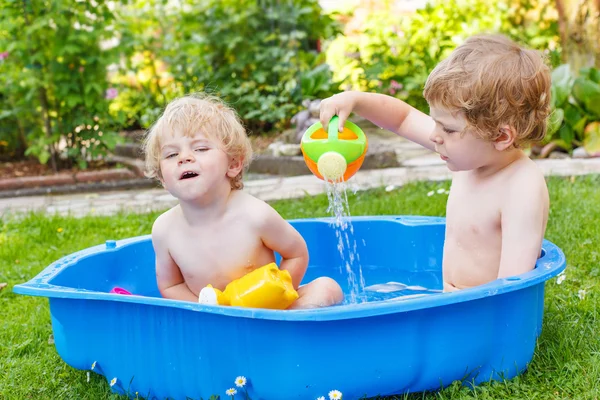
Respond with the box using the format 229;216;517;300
304;263;442;303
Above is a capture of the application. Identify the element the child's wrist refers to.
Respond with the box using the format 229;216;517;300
348;91;364;112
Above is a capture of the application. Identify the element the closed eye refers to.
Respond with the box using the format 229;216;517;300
165;153;178;159
195;147;209;152
442;127;456;134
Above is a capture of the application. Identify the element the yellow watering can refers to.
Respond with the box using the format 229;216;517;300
198;263;299;310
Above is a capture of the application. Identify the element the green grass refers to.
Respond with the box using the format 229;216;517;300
1;175;599;399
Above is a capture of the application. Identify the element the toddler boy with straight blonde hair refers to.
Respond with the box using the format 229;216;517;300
320;34;552;291
145;93;343;307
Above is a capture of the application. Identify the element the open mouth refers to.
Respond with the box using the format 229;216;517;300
179;171;199;180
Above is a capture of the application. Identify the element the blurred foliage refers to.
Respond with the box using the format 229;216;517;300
547;64;600;154
2;0;599;166
0;0;124;169
111;0;341;134
0;0;339;166
325;0;561;114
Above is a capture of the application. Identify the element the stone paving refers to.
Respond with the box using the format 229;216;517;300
2;122;600;218
1;155;600;218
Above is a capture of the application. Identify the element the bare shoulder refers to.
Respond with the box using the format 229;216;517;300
151;206;181;239
229;191;282;227
507;156;547;190
503;156;549;206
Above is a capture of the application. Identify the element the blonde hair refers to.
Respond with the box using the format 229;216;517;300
143;93;253;190
423;34;551;146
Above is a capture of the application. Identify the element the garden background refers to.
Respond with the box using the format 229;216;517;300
1;0;599;177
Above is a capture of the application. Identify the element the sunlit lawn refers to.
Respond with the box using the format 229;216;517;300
1;175;599;399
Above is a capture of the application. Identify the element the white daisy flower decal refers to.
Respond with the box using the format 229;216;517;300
91;361;97;370
329;389;342;399
317;397;325;400
235;376;247;387
110;377;117;387
226;388;237;396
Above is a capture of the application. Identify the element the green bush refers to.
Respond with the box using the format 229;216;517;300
325;0;560;114
0;0;123;168
112;0;341;134
547;64;600;154
1;0;572;166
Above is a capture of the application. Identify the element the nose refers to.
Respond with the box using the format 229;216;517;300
429;132;443;145
178;151;195;165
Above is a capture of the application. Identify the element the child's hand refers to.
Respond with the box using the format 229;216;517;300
319;92;358;132
321;90;436;152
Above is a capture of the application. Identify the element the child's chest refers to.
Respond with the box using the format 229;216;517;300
168;224;274;289
445;179;502;240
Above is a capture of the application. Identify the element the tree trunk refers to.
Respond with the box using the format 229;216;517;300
556;0;600;73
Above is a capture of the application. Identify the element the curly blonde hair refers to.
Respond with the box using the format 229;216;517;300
143;93;253;190
423;34;551;146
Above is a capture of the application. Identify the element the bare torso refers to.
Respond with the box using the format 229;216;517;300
160;193;275;295
443;157;549;290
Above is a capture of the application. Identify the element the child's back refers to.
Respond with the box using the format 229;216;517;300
319;34;551;290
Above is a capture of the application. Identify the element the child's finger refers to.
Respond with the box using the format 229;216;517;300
336;109;351;132
319;106;335;129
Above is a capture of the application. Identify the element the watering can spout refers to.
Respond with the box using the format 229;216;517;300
300;116;368;182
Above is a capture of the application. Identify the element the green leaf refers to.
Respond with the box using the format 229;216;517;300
67;95;81;108
38;150;50;164
572;116;588;138
590;68;600;84
0;110;15;120
558;124;574;145
61;44;81;55
580;67;600;84
551;64;573;108
564;104;583;126
583;122;600;155
84;83;103;96
547;108;564;137
572;78;600;117
548;138;572;152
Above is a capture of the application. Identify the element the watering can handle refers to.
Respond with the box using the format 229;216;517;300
327;116;340;142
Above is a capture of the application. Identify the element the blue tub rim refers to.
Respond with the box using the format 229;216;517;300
12;215;566;321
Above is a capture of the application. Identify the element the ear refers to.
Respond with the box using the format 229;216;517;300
494;125;516;151
226;157;243;179
158;175;166;188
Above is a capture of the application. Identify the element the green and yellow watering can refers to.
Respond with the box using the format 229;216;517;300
300;116;368;182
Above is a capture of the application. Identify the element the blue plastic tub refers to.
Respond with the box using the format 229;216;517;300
13;216;565;400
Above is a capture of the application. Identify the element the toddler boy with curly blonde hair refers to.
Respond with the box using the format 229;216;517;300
145;94;343;307
320;34;551;291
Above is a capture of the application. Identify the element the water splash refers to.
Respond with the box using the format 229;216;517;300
325;180;366;304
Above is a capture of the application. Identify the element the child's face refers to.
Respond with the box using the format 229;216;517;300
428;106;497;172
158;130;239;202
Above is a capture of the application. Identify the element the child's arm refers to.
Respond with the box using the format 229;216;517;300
497;176;548;279
152;217;199;302
319;91;437;151
257;205;309;290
